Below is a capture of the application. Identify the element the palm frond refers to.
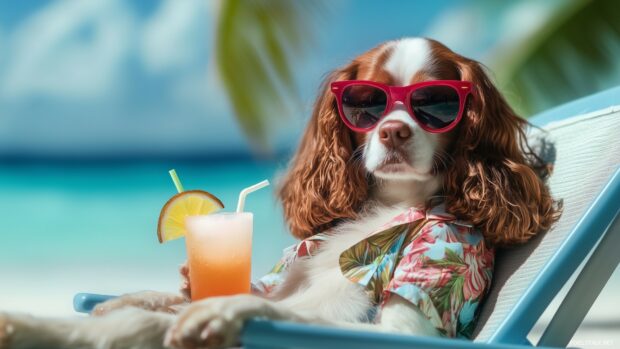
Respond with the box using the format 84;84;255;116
215;0;322;151
492;0;620;115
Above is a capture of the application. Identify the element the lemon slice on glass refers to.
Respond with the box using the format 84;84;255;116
157;190;224;243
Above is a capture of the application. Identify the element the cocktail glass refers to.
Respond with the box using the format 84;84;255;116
184;212;253;301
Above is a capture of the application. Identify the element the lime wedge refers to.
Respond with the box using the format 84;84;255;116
157;190;224;243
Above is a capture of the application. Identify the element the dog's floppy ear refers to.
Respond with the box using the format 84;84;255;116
444;54;561;246
278;63;368;239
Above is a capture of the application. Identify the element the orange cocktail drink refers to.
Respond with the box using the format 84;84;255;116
185;212;253;300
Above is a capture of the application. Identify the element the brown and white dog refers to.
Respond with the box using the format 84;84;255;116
0;38;559;349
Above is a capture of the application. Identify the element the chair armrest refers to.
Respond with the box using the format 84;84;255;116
73;293;117;313
72;295;559;348
241;320;558;349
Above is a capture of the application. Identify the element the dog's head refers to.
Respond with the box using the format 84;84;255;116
278;38;559;246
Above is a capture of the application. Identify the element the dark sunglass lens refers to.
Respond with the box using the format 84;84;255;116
341;85;387;129
410;85;460;129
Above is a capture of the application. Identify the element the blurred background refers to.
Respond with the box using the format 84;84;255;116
0;0;618;347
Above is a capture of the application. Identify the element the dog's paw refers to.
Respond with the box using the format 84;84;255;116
179;263;191;302
0;313;15;349
92;296;133;316
92;291;185;316
165;294;274;349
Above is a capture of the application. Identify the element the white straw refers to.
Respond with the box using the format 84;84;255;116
236;179;270;213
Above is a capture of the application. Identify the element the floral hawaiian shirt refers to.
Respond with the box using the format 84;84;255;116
253;203;495;338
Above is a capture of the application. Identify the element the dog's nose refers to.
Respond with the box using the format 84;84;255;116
378;120;412;148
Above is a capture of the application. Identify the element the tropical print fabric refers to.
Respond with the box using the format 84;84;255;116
253;203;494;338
252;234;327;295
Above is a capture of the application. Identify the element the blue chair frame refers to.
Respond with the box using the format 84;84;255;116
74;86;620;349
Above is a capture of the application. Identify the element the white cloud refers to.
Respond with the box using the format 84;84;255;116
500;2;555;44
0;0;135;99
141;0;210;73
140;0;233;119
487;1;557;60
424;1;560;62
424;6;486;59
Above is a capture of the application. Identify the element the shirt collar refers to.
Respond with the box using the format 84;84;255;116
377;203;472;234
294;202;472;259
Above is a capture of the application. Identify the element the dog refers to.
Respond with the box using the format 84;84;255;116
0;37;560;349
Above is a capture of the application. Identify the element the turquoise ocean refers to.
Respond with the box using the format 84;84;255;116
0;160;295;315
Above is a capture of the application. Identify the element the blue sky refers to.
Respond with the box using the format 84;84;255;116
0;0;560;159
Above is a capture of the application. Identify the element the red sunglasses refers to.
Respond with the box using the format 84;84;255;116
330;80;473;133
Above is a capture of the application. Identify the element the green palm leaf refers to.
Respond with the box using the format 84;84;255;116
427;248;466;268
339;223;411;272
339;241;382;273
431;274;464;317
493;0;620;115
215;0;322;151
366;223;412;253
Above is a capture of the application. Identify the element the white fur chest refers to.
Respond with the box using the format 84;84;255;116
276;205;407;323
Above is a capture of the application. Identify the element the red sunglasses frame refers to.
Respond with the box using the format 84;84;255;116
330;80;473;133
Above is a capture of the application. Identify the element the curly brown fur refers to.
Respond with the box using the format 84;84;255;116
429;40;561;246
277;64;370;239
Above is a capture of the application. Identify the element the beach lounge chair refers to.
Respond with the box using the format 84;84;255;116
74;85;620;349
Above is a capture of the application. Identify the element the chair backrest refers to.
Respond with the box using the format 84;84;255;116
473;89;620;343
